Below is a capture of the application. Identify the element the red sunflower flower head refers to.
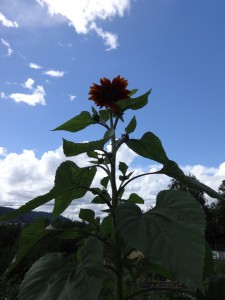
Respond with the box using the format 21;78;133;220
88;75;131;113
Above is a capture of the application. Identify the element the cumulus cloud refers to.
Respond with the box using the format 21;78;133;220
0;147;64;208
0;144;225;220
22;78;35;90
9;85;46;106
8;78;46;106
1;38;13;56
36;0;130;50
43;70;65;77
29;62;42;69
0;11;18;28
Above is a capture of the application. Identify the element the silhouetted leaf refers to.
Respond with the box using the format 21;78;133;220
162;160;225;202
18;252;74;300
126;131;169;164
18;237;103;300
100;176;109;188
53;111;94;132
63;139;106;157
117;90;151;111
65;236;104;300
53;161;96;216
7;219;47;273
127;193;144;204
125;116;137;134
116;190;205;291
79;209;95;224
119;161;128;175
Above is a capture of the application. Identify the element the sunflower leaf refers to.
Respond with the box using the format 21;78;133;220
126;131;169;164
53;161;96;216
63;139;106;157
127;193;144;204
7;219;47;273
125;116;137;134
79;209;95;224
18;253;74;300
161;160;225;202
116;190;206;292
99;110;110;122
117;90;151;111
129;89;138;97
53;111;95;133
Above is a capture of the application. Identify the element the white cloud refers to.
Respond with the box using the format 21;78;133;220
36;0;130;50
0;92;7;99
0;1;65;28
1;39;10;47
29;62;42;69
22;78;35;90
43;70;65;77
0;144;225;220
0;147;64;208
0;11;18;28
0;147;7;156
90;22;118;50
1;38;13;56
68;95;76;101
9;85;46;106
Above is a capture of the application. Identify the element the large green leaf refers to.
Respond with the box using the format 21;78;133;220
126;132;169;164
53;111;95;132
18;237;103;300
18;252;74;300
7;219;47;273
53;161;96;216
65;236;104;300
63;139;106;157
117;90;151;111
116;190;206;291
161;160;225;202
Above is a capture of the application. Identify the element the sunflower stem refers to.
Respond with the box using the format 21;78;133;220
109;112;123;300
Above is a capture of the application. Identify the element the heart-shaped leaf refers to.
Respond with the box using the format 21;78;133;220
116;190;206;291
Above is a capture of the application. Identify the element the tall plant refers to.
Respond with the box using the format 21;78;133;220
1;76;225;300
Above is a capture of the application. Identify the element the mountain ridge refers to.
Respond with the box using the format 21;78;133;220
0;206;69;224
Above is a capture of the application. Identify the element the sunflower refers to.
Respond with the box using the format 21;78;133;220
88;75;131;113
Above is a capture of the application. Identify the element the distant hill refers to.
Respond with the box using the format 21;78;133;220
0;206;69;224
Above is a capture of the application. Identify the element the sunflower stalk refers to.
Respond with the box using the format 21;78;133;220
109;111;124;300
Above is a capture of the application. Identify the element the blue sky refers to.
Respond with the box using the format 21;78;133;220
0;0;225;217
